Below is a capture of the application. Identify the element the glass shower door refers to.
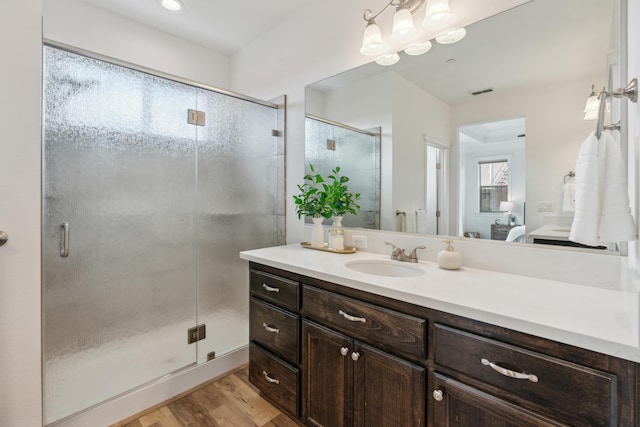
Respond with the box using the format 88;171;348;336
42;47;199;424
194;90;282;363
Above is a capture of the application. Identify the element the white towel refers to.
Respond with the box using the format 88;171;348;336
405;211;417;233
569;131;637;246
599;132;637;242
562;180;575;212
569;132;601;246
416;209;428;234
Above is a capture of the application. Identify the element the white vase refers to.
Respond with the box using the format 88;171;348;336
332;215;343;228
311;217;325;248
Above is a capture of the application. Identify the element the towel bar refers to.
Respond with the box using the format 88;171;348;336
595;78;638;138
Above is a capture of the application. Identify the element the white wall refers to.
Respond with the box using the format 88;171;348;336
450;74;603;234
0;1;44;426
44;0;230;89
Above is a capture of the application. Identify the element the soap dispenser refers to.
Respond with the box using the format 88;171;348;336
437;240;462;270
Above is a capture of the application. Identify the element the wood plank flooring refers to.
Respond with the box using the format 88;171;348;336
110;366;301;427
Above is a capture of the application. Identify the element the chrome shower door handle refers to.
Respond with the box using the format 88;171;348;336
60;223;69;258
0;230;7;247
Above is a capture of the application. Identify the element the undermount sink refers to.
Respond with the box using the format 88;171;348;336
345;260;425;277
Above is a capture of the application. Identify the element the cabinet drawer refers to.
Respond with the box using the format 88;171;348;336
250;298;299;363
434;324;616;426
303;285;426;359
249;343;300;417
250;269;300;311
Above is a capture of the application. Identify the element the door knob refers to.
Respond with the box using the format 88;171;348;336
0;231;7;247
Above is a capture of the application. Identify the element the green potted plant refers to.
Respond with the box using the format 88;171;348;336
326;166;361;227
293;164;332;247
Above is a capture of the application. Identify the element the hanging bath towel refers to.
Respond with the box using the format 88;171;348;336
598;132;637;242
569;132;601;246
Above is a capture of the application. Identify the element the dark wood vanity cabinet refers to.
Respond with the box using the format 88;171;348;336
247;262;639;427
248;266;301;418
302;317;426;427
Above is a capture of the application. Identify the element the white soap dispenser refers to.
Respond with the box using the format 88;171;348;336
437;240;462;270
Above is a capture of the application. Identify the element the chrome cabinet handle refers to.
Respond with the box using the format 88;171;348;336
433;390;444;402
262;323;280;333
262;370;280;384
351;352;360;361
340;347;349;356
60;223;69;258
481;358;539;383
262;283;280;293
338;309;366;323
0;230;7;247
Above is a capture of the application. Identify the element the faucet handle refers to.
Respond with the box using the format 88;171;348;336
384;241;398;249
408;245;427;261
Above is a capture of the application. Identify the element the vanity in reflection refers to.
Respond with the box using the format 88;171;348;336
242;245;639;426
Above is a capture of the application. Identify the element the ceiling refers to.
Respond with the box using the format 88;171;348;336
78;0;313;55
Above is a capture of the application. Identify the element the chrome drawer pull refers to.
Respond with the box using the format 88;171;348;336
338;309;366;323
351;351;360;361
432;390;444;402
340;347;349;356
481;358;539;383
262;323;280;333
262;283;280;293
262;370;280;384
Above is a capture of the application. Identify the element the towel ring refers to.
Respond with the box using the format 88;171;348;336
563;171;575;184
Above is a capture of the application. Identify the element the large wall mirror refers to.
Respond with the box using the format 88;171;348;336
305;0;623;253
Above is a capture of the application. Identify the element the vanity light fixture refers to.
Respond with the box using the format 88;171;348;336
424;0;451;22
375;53;401;66
435;28;467;44
583;84;604;120
404;40;432;55
360;0;464;65
160;0;184;12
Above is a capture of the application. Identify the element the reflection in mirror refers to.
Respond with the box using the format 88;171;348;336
305;0;621;254
304;115;381;229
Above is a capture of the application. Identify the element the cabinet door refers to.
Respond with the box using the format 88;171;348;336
432;373;567;427
302;320;353;427
353;342;425;427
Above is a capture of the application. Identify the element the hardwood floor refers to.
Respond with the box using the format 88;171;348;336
110;366;301;427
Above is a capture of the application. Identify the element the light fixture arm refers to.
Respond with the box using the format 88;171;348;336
363;0;425;22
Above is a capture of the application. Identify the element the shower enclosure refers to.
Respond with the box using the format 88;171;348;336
304;115;380;229
42;46;284;424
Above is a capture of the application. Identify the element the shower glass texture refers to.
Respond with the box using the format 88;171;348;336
305;116;380;228
194;90;281;363
42;46;281;424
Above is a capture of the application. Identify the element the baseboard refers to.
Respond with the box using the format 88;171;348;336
49;346;249;427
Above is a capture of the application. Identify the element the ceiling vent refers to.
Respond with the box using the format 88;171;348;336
471;88;493;96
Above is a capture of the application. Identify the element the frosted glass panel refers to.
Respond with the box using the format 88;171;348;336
195;91;282;363
305;117;380;228
42;47;198;423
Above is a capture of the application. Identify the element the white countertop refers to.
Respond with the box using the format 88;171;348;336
240;243;640;363
528;225;572;241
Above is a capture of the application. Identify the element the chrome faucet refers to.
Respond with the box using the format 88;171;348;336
384;242;426;263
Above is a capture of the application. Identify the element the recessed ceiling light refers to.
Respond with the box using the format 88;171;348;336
375;53;400;66
160;0;184;12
